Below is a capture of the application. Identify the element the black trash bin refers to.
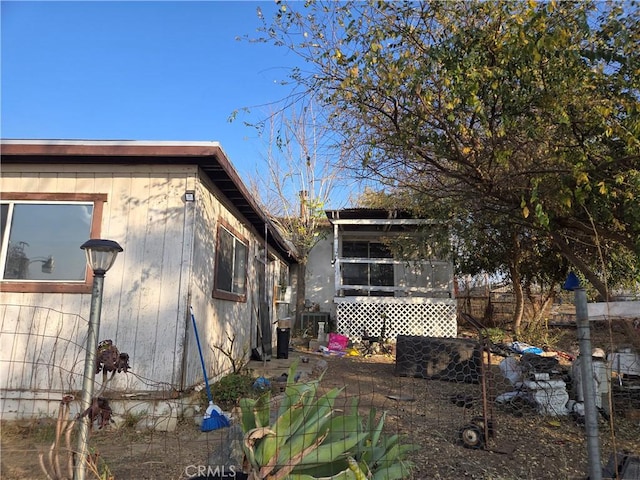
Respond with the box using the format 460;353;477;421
277;328;291;359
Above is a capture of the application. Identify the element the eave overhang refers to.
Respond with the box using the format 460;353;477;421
1;140;298;263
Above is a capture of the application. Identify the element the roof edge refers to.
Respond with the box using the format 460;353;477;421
1;139;223;147
0;139;227;158
1;139;299;263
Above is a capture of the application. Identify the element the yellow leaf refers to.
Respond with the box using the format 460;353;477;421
598;181;607;195
533;49;541;63
576;172;589;185
522;206;530;218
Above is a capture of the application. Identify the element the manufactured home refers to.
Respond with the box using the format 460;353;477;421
0;140;297;420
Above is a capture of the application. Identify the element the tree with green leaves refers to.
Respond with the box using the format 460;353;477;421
258;0;640;303
357;185;567;335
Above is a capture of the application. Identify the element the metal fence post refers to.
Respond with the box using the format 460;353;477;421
575;287;602;480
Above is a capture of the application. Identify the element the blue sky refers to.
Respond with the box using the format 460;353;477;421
1;1;304;182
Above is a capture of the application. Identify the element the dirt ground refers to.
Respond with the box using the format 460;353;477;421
2;326;639;480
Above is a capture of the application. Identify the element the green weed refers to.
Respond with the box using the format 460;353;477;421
205;372;257;410
120;409;147;429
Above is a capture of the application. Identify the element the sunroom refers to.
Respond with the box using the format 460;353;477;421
327;209;457;340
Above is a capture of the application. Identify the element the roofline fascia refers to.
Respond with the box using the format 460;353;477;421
1;139;298;263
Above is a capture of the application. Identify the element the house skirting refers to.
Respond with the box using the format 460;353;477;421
334;297;457;340
0;388;202;431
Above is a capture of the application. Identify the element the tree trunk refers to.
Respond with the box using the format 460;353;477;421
510;265;525;338
295;261;307;333
527;286;556;324
509;232;525;337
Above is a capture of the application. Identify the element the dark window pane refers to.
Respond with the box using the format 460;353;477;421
216;228;234;292
233;241;247;294
215;226;247;297
342;241;368;258
369;242;392;258
0;204;8;245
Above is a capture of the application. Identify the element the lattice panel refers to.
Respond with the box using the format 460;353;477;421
336;299;457;340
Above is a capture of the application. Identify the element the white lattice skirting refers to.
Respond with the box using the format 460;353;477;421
335;297;457;340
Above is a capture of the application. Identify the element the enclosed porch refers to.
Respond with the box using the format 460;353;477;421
326;209;458;340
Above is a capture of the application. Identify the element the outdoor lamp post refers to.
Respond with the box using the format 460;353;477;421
74;239;123;480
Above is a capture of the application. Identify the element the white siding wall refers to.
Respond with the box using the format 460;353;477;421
0;164;197;398
305;232;336;316
183;178;260;388
0;163;291;422
1;163;287;409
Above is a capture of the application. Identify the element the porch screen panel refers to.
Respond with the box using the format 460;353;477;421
432;263;451;291
342;240;393;296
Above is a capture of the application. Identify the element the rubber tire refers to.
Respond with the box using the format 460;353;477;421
458;424;485;449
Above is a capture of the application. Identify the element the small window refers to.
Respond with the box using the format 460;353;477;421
341;241;394;296
0;193;107;293
279;262;289;289
213;222;248;302
277;261;290;302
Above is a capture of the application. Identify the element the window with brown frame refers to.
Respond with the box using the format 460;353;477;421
213;221;248;302
0;193;107;294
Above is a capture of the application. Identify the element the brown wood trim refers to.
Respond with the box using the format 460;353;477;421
0;282;92;294
212;218;249;303
1;143;222;158
1;193;108;202
90;198;105;238
212;289;247;303
217;217;248;245
0;193;107;294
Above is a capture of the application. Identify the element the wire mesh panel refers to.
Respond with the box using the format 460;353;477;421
0;304;88;418
2;305;639;479
335;297;457;339
395;335;482;383
610;349;640;424
0;303;196;429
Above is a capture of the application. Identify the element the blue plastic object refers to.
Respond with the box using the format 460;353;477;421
563;272;581;291
252;376;271;391
190;306;230;431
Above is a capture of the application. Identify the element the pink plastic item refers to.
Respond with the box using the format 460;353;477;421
327;333;349;351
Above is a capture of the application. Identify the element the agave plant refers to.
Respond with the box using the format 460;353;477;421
239;360;416;480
